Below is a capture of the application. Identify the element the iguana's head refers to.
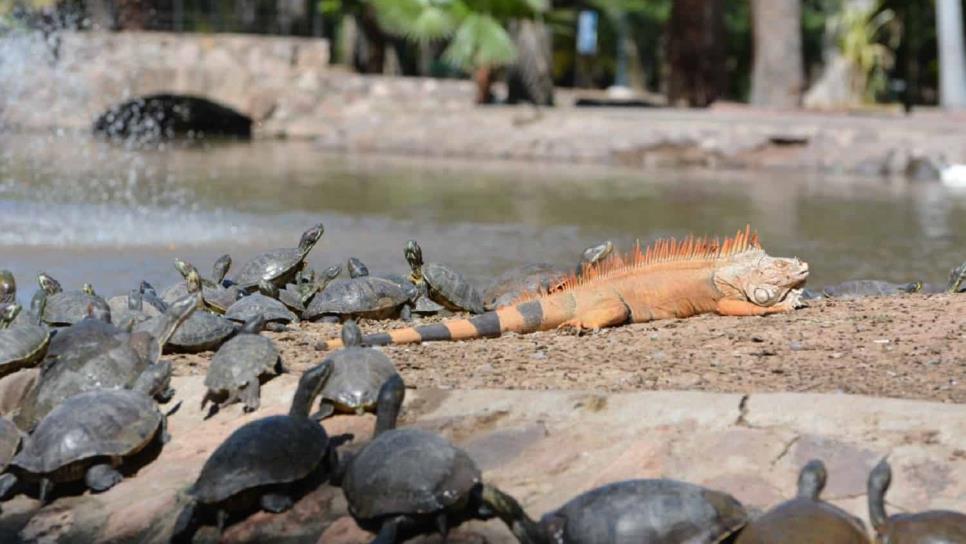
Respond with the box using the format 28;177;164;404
714;251;809;306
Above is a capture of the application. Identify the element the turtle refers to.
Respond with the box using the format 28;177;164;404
228;223;325;291
171;360;347;542
349;257;444;320
211;254;233;287
14;292;198;431
0;416;22;498
868;458;966;543
484;240;615;310
201;314;284;415
303;275;416;322
5;388;167;502
310;320;400;420
279;265;342;315
481;478;748;544
0;270;15;305
947;260;966;293
0;304;51;379
137;269;236;353
820;280;922;299
347;257;370;279
224;280;298;332
405;240;485;314
734;459;868;544
35;273;111;326
138;281;169;315
168;258;239;314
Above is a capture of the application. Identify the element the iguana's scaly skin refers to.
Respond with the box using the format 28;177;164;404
320;227;809;349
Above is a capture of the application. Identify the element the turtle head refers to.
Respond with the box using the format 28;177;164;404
139;280;158;297
173;258;197;280
298;223;325;255
480;485;545;544
581;240;614;265
404;240;424;276
867;458;891;531
185;268;203;294
947;260;966;293
37;273;62;295
374;373;405;436
714;252;809;308
0;270;15;300
0;303;20;328
82;283;96;296
340;319;363;347
128;289;144;311
290;360;334;417
257;280;279;299
347;257;369;279
315;265;342;293
211;254;232;284
797;459;827;499
241;314;266;335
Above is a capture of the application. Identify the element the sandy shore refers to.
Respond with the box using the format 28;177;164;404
171;293;965;404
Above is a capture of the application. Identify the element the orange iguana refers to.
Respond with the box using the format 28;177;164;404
320;226;808;349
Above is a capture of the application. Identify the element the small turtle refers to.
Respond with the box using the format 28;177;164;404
947;260;966;293
169;258;239;314
820;280;922;299
303;275;416;322
201;314;284;414
484;240;615;310
5;388;167;502
482;478;748;544
15;293;197;431
228;223;325;291
0;304;50;379
224;280;298;331
137;270;236;353
868;459;966;543
734;459;868;544
0;270;15;305
211;254;232;287
349;258;443;320
406;240;485;314
35;274;111;326
172;361;345;541
0;416;22;498
311;320;400;419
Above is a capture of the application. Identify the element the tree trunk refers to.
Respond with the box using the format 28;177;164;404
667;0;725;107
750;0;804;108
936;0;966;108
507;19;555;106
353;5;386;74
474;66;495;104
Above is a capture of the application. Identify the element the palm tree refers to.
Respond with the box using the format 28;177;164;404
750;0;804;108
936;0;966;107
667;0;725;107
368;0;547;103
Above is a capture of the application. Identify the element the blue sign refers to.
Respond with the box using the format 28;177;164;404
577;10;598;56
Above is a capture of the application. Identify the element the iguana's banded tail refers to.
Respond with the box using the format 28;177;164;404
319;226;810;350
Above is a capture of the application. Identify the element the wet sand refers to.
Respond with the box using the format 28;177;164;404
171;294;966;404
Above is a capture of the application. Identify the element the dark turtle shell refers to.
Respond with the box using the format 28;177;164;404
822;280;921;299
0;416;20;470
225;293;297;324
229;248;305;290
137;311;235;353
205;334;279;392
42;290;111;326
191;414;331;504
303;278;414;320
12;389;162;476
343;428;481;521
0;321;50;377
483;263;566;310
319;347;399;413
540;479;747;544
421;263;484;314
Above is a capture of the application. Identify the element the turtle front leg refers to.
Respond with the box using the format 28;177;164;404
86;463;123;492
310;400;336;421
240;380;261;413
259;492;293;513
372;516;409;544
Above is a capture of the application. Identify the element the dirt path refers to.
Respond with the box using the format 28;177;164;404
171;294;965;403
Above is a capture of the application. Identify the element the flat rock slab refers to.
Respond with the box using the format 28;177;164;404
1;377;963;543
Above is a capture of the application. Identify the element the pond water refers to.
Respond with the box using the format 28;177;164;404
1;132;965;302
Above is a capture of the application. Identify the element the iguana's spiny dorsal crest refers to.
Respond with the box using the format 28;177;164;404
320;226;808;350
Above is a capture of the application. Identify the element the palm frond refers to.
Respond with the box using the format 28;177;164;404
443;12;518;70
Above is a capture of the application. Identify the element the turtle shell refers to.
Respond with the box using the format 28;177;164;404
0;416;20;470
224;293;297;324
421;263;484;314
878;511;966;542
12;389;162;476
320;347;399;412
735;496;867;544
229;248;304;290
0;321;50;376
205;334;279;392
822;280;919;299
540;479;747;544
137;311;235;353
278;286;306;313
343;428;481;521
304;278;412;320
42;291;111;326
191;415;330;504
483;263;566;310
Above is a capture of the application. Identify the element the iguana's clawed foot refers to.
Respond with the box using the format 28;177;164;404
782;288;807;310
557;321;598;336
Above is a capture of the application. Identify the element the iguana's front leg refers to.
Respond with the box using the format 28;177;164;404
716;289;804;316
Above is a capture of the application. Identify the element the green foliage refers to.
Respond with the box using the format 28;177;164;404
443;12;517;69
837;2;902;102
